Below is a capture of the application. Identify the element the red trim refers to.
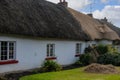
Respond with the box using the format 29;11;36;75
45;57;57;60
75;54;81;57
0;60;19;65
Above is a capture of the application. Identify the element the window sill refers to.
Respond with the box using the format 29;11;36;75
45;57;57;60
0;60;19;65
75;54;81;57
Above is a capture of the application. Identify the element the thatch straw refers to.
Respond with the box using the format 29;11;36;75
68;8;120;40
84;63;119;74
0;0;89;40
97;19;120;38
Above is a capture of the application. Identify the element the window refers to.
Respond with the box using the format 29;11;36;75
0;41;16;61
92;44;96;48
76;43;82;54
47;44;55;57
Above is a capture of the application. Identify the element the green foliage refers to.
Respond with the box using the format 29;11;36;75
107;45;118;53
82;44;120;66
74;60;83;66
95;44;108;55
0;77;6;80
97;53;120;66
95;44;118;55
96;44;120;66
84;46;92;53
97;53;114;64
79;53;95;66
41;60;62;72
32;68;40;73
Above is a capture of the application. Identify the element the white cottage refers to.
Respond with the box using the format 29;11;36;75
0;0;119;73
0;0;90;73
0;36;88;73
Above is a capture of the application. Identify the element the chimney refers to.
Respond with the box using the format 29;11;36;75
60;0;62;2
58;0;68;7
101;17;108;22
103;17;108;22
87;13;93;18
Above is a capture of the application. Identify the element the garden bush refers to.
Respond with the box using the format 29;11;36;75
97;53;120;66
79;53;95;66
95;44;108;55
41;60;62;72
0;77;6;80
107;45;118;53
84;46;92;53
82;44;120;66
74;60;83;67
95;44;118;55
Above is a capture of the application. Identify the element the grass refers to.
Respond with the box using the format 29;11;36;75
20;67;120;80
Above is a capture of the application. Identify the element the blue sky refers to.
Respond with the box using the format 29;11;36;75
47;0;120;27
80;0;120;12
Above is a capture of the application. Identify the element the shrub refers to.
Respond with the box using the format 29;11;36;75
95;44;118;55
79;53;95;66
41;60;62;72
0;77;6;80
95;44;108;55
84;46;92;53
74;60;83;67
97;53;114;64
114;54;120;66
107;45;118;53
97;53;120;66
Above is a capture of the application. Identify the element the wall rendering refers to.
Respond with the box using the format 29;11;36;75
0;36;86;73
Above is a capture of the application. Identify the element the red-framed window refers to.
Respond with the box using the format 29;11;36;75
46;44;55;57
46;44;56;60
0;41;18;64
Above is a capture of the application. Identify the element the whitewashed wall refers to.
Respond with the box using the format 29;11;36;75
98;40;112;45
0;36;86;73
86;40;112;47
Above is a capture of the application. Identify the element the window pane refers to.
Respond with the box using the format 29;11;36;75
76;43;82;54
46;44;55;57
76;43;79;53
1;51;7;60
0;41;16;61
50;45;53;56
9;42;15;59
9;42;14;47
79;43;81;53
47;44;49;57
1;42;8;60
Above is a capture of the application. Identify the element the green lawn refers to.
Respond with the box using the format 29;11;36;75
20;67;120;80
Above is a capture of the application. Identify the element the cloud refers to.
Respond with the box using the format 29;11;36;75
46;0;120;27
101;0;120;4
46;0;92;10
93;5;120;27
101;0;108;3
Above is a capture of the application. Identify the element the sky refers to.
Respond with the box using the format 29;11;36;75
46;0;120;27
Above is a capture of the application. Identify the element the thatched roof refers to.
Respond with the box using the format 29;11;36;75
0;0;89;40
68;8;120;40
97;19;120;38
